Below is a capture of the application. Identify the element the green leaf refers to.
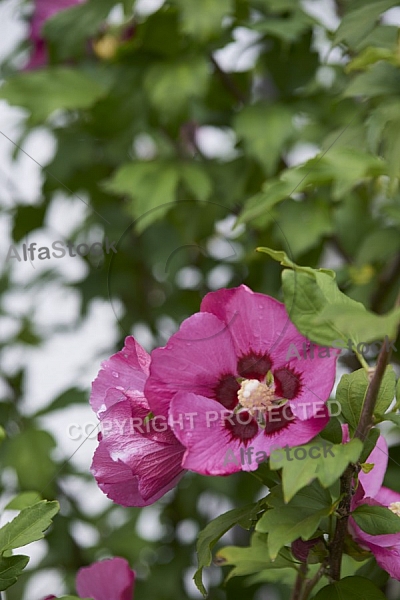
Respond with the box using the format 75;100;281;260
256;246;335;277
0;68;107;124
216;532;295;579
234;104;294;175
346;47;399;73
0;555;29;591
43;0;116;59
344;63;400;98
333;0;400;48
3;429;57;492
5;492;41;511
337;367;396;430
179;163;213;201
104;161;180;232
0;501;59;553
352;504;400;535
282;269;366;346
144;57;209;119
175;0;233;41
269;439;363;502
275;197;333;256
316;305;400;344
12;205;47;242
315;576;387;599
256;481;332;558
194;500;265;596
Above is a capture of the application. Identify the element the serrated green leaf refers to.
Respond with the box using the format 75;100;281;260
256;481;332;558
352;504;400;535
216;532;295;579
5;492;41;511
0;68;107;124
337;367;396;430
316;305;400;345
0;501;59;553
194;500;265;596
256;246;335;277
0;555;29;591
269;440;362;502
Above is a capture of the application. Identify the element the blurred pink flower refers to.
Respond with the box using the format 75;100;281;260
43;557;135;600
90;337;185;507
145;285;337;476
26;0;84;69
342;425;400;580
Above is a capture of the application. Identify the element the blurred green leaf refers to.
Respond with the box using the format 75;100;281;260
0;68;108;123
175;0;233;41
234;104;294;175
333;0;399;48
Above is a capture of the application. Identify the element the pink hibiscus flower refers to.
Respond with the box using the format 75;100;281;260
90;337;185;507
44;557;135;600
346;426;400;580
145;285;337;475
26;0;85;69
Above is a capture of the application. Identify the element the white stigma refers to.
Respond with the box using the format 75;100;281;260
238;378;275;414
389;502;400;517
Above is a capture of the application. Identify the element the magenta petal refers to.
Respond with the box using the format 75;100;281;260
375;485;400;506
76;557;135;600
90;337;150;415
92;442;152;507
169;392;261;475
201;285;336;416
98;400;185;503
358;434;389;498
365;543;400;580
145;312;238;417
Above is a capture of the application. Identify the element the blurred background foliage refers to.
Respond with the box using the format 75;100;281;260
1;0;400;598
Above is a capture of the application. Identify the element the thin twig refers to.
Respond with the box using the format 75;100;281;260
329;304;398;580
291;562;307;600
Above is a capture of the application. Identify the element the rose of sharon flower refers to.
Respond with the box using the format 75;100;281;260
26;0;84;69
145;285;337;475
44;557;135;600
345;426;400;580
90;337;185;507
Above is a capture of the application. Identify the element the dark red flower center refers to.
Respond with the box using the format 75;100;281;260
224;411;258;444
273;367;301;400
237;352;272;380
214;375;240;409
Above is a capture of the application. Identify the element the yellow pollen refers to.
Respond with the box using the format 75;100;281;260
237;379;275;414
389;502;400;517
